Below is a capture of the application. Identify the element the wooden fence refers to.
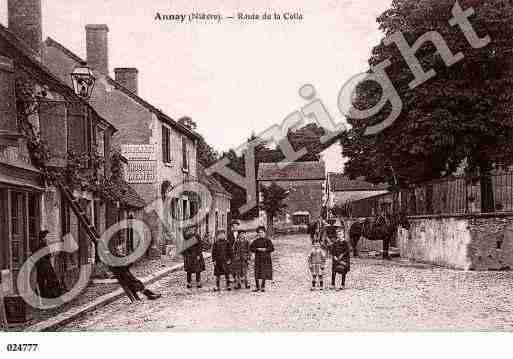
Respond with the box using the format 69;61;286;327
348;172;513;217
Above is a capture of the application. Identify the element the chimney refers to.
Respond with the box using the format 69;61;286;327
8;0;43;58
114;67;138;95
86;24;109;76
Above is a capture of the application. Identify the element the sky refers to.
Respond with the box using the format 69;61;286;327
0;0;392;172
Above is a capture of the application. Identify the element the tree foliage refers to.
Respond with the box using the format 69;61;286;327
214;123;328;220
341;0;513;186
260;182;289;232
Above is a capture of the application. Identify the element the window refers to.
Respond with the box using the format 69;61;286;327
96;128;105;157
11;193;21;235
61;198;70;235
182;136;188;171
162;125;171;163
182;199;188;221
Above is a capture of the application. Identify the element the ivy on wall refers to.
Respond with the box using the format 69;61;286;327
14;75;121;203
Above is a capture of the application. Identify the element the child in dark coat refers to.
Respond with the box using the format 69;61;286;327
232;230;251;289
182;228;206;289
250;226;274;292
329;226;351;290
212;229;233;291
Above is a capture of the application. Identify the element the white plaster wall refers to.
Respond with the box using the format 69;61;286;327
397;217;472;270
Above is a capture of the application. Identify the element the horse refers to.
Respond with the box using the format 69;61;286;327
349;213;410;259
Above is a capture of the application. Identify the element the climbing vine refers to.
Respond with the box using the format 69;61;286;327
15;75;120;203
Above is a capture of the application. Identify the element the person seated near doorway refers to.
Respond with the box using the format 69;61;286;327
36;230;64;299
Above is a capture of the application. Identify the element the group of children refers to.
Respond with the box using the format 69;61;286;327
182;225;275;292
307;223;351;291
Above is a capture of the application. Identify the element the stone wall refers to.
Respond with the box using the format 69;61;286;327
397;213;513;270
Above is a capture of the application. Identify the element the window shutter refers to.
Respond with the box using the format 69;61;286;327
182;137;188;170
162;125;170;163
0;56;17;135
39;101;67;167
67;103;87;155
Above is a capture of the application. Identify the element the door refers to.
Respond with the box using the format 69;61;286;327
27;194;40;255
9;191;26;293
10;192;26;271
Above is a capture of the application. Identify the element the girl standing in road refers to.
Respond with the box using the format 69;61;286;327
182;227;206;289
308;240;327;291
250;226;275;292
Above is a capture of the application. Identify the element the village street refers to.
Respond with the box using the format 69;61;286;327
60;234;513;331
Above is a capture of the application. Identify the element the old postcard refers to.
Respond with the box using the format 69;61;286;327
0;0;511;357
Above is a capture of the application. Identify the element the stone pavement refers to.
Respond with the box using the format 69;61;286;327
59;234;513;331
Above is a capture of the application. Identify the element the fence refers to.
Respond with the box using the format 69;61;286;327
348;172;513;217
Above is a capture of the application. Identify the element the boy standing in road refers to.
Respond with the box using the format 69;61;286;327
232;230;251;289
329;226;351;290
212;229;233;291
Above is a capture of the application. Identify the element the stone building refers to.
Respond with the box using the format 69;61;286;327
0;1;144;323
257;161;326;226
42;24;201;256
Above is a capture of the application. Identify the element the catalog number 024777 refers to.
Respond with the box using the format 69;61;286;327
6;344;39;352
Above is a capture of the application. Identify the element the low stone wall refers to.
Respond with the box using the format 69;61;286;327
397;213;513;270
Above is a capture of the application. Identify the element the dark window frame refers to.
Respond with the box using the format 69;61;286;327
162;125;171;164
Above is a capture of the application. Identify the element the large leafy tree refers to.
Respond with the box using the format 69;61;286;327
341;0;513;199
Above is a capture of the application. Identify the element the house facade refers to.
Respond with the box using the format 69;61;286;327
0;0;145;323
42;25;201;257
198;164;231;240
257;161;326;226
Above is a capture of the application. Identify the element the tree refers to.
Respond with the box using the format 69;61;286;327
214;124;327;221
341;0;513;211
178;117;220;167
196;135;219;167
260;182;289;234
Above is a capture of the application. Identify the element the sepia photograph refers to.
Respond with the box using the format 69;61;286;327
0;0;512;356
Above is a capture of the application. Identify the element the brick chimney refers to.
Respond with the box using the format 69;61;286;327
86;24;109;76
114;67;138;95
8;0;43;58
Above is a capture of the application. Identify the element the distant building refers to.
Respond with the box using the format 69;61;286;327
326;172;389;214
257;161;326;226
197;165;231;238
43;26;201;257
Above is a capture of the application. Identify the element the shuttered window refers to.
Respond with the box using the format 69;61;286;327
0;56;17;135
162;125;171;163
67;103;88;155
39;101;67;167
